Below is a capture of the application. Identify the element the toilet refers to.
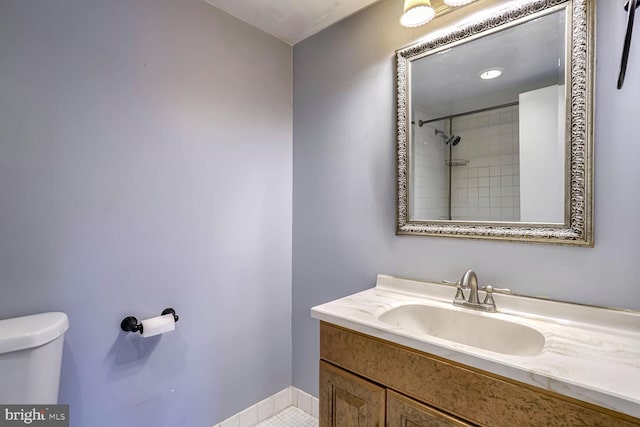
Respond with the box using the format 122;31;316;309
0;312;69;404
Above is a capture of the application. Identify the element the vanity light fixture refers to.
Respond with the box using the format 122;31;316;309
480;68;503;80
444;0;477;6
400;0;436;27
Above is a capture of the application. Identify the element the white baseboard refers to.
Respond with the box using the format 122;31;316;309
213;386;319;427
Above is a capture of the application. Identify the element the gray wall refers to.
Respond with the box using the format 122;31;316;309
292;0;640;396
0;1;292;426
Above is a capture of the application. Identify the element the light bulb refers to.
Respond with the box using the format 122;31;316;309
444;0;477;6
400;1;436;28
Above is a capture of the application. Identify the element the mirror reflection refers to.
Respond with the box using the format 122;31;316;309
409;9;567;223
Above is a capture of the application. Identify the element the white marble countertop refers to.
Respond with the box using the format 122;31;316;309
311;274;640;418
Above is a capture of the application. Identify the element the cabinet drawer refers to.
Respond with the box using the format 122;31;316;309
387;390;475;427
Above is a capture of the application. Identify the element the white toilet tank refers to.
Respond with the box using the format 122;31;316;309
0;312;69;404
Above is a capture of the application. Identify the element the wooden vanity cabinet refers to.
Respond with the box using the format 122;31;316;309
320;360;470;427
319;322;640;427
320;360;385;426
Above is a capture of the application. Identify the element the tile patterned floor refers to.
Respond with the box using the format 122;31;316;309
255;407;318;427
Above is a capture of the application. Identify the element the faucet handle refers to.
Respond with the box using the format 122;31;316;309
482;285;511;306
441;280;460;286
442;280;465;301
483;285;511;295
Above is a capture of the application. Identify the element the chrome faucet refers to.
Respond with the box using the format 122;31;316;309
461;270;480;304
443;269;511;313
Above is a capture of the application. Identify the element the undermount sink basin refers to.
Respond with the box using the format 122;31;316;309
378;304;545;356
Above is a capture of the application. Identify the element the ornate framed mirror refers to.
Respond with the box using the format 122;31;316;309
396;0;594;246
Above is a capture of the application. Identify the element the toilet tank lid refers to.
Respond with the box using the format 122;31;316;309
0;312;69;354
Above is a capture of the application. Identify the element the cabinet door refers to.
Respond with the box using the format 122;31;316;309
320;360;385;427
387;390;475;427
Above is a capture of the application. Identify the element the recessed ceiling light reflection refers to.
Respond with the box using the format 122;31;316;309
480;68;503;80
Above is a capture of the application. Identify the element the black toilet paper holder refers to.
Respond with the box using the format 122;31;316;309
120;308;179;334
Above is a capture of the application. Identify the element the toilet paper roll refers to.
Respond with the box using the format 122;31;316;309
140;313;175;338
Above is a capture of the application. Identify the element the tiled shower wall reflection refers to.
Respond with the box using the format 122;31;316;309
450;105;520;221
411;113;448;220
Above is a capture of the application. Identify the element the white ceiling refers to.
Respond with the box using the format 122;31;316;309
412;9;566;119
203;0;382;45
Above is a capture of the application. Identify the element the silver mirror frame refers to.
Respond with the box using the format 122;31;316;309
396;0;594;246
